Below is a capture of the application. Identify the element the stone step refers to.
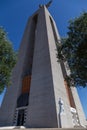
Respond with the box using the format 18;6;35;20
13;128;87;130
0;127;87;130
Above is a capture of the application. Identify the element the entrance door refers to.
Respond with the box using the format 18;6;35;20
17;109;24;126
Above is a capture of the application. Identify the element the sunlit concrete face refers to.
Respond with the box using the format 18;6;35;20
0;6;86;128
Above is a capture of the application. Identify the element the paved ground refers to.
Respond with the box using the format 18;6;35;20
0;127;87;130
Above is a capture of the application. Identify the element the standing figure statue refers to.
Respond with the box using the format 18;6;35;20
39;0;53;8
58;98;68;128
59;98;64;114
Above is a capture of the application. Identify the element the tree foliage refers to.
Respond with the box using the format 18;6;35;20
57;12;87;87
0;27;17;93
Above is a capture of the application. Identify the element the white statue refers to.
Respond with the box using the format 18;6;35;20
59;98;64;113
58;98;68;128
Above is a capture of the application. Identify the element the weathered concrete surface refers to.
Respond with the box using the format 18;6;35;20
0;15;33;126
0;5;87;128
25;6;73;128
0;127;87;130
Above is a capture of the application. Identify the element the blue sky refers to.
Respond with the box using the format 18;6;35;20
0;0;87;118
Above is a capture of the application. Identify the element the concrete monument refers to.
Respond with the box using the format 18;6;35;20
0;3;86;128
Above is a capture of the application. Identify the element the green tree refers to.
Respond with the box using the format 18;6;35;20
57;12;87;87
0;27;17;93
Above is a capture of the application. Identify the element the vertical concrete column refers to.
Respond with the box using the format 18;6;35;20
44;7;73;128
26;7;58;128
0;17;33;126
26;6;73;128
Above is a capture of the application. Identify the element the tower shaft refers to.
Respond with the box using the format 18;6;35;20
0;6;86;128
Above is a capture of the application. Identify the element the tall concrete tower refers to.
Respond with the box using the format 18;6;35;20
0;5;86;128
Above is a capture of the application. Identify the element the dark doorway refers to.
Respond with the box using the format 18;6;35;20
17;109;25;126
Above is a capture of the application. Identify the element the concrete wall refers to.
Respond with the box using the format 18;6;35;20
0;17;33;126
0;6;86;128
26;7;58;128
44;7;73;128
26;6;73;128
